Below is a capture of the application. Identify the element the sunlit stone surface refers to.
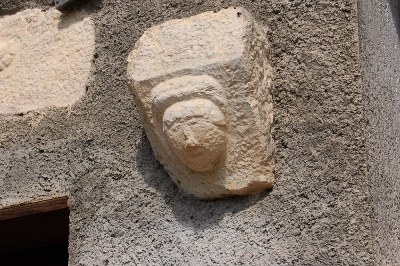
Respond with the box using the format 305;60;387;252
0;8;95;114
127;7;275;198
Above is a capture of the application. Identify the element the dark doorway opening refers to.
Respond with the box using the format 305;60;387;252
0;197;69;266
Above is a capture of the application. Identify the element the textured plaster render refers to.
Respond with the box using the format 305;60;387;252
0;8;95;114
358;0;400;265
0;1;372;265
127;8;274;198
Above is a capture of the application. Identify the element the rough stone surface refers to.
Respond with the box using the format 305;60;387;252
358;0;400;265
0;8;95;114
0;40;16;71
0;1;372;265
127;8;274;198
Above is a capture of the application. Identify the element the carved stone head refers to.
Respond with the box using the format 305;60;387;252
127;7;275;198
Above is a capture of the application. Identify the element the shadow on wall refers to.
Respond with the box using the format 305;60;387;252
57;9;88;30
389;0;400;38
135;131;271;229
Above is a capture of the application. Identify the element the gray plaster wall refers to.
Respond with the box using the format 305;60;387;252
358;0;400;265
0;0;373;265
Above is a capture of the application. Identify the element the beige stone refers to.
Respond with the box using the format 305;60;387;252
0;40;16;71
127;7;275;198
0;8;95;114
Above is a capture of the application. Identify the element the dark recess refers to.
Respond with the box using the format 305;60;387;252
0;206;69;266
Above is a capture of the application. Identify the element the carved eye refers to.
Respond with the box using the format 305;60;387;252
162;99;227;172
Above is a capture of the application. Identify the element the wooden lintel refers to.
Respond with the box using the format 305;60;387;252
0;197;68;221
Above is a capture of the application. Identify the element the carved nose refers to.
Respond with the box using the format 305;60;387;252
183;128;199;149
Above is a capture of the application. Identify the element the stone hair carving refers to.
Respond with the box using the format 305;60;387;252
127;7;275;198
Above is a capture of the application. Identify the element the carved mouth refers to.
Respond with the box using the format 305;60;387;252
185;146;205;157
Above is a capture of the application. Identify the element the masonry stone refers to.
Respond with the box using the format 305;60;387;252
127;7;275;198
0;8;95;114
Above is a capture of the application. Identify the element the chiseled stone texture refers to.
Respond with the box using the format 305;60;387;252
127;8;274;199
0;8;95;114
0;40;16;71
0;1;372;265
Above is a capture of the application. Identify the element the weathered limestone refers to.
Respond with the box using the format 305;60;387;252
0;40;16;71
0;8;95;114
127;7;274;198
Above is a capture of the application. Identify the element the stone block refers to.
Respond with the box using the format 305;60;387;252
127;7;274;198
0;8;95;114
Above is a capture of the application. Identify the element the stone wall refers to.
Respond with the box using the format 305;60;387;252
0;1;373;265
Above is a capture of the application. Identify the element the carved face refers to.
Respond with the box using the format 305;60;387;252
162;99;227;172
150;75;228;172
